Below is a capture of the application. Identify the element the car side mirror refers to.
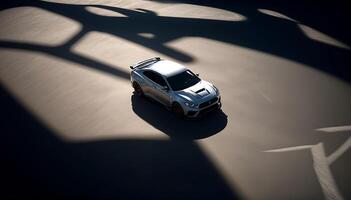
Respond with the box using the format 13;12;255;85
196;73;199;77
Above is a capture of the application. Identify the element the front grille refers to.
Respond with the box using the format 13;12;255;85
198;103;220;116
199;97;218;109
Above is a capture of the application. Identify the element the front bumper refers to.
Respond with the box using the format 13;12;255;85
185;96;221;118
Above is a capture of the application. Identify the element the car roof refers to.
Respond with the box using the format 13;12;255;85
146;60;187;77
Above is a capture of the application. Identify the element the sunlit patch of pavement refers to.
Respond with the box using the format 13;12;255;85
1;1;351;199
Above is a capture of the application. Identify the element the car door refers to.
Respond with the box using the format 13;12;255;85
151;73;172;107
142;71;157;99
143;71;171;106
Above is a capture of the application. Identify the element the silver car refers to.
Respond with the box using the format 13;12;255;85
130;57;221;118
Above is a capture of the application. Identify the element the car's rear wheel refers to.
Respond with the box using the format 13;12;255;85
133;82;144;97
172;102;184;117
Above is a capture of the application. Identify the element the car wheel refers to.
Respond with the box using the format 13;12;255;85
133;82;144;97
172;102;184;117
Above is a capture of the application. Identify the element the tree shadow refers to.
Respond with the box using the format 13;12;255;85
1;1;351;199
131;95;228;140
1;0;351;82
0;85;239;199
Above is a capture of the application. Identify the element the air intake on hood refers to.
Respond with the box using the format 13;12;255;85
194;88;205;93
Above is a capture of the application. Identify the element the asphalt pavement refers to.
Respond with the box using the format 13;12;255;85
1;1;350;199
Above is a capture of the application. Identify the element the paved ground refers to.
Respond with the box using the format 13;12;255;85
1;1;350;199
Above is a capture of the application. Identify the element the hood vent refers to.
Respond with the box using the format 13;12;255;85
194;88;206;93
188;82;210;98
192;88;209;97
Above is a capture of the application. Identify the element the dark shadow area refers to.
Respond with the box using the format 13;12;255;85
131;95;227;140
151;0;351;47
0;85;239;199
1;1;351;199
1;0;351;82
0;39;131;80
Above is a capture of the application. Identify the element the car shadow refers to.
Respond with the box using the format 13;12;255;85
131;94;228;140
1;85;239;200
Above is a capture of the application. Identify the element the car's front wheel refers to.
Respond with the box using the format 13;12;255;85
172;102;184;117
133;82;144;97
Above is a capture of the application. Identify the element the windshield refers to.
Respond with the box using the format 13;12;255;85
167;70;201;91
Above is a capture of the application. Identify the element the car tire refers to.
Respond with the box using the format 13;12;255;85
172;102;184;117
133;82;144;97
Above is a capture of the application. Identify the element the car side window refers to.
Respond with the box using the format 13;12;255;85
143;71;158;83
143;71;154;81
153;74;167;87
143;71;167;87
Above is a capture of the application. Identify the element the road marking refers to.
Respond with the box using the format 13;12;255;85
327;137;351;164
257;89;272;104
316;126;351;133
264;145;313;152
317;125;351;164
311;143;344;200
264;125;351;200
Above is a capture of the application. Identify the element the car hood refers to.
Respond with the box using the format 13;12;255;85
174;80;217;103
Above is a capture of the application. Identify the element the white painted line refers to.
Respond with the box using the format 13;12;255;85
264;145;314;152
316;126;351;133
258;89;272;104
311;143;344;200
328;137;351;164
264;127;351;200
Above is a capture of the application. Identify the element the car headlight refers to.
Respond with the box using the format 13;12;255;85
184;101;197;108
213;85;219;95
